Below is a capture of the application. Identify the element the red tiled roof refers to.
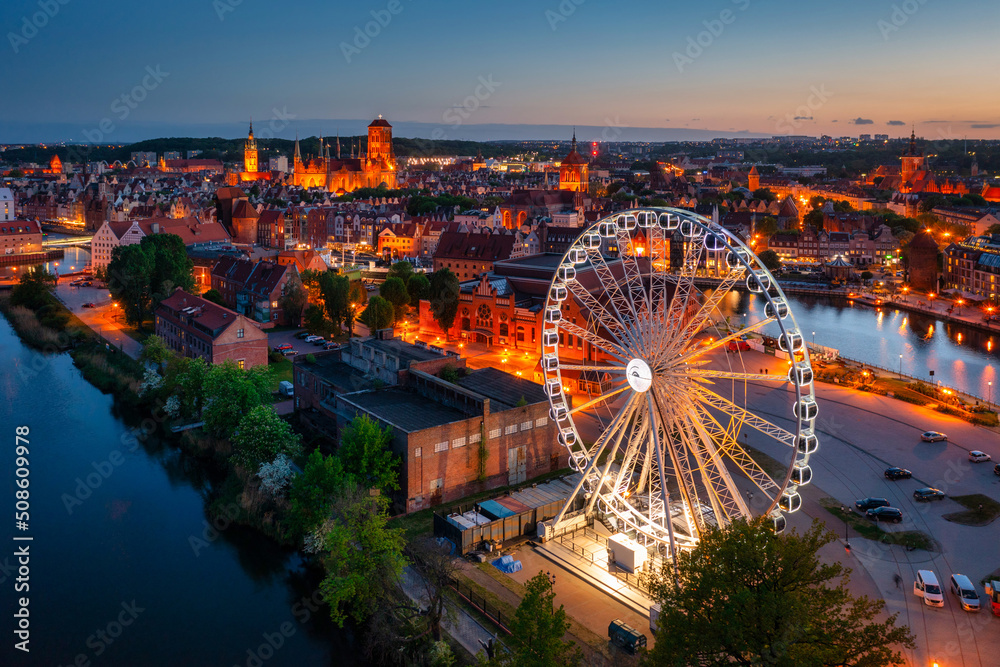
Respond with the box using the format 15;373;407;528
434;231;517;262
135;217;231;245
0;220;41;235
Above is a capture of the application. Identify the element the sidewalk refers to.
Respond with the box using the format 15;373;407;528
54;283;143;359
399;565;495;660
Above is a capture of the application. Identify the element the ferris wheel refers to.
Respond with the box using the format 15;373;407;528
541;208;818;555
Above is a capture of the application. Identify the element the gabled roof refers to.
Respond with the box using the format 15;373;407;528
433;231;516;262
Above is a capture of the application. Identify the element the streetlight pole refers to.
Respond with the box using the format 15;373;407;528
990;381;993;407
841;506;851;553
898;354;902;378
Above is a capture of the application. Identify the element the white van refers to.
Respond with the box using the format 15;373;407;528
949;574;980;612
278;381;294;397
914;570;944;607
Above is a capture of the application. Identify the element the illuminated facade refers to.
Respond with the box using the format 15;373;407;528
558;130;588;193
231;121;272;184
292;116;397;193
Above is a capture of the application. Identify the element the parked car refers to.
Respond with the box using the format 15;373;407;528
920;431;948;442
295;331;311;339
322;342;338;350
82;302;96;308
914;570;945;607
913;487;945;502
968;450;992;463
855;497;890;511
950;574;980;612
884;467;912;480
866;506;903;523
311;337;326;346
994;463;1000;477
304;335;322;343
273;343;293;352
277;381;294;397
282;349;298;356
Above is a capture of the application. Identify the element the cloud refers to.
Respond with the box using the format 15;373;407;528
849;117;874;125
923;120;949;124
971;123;1000;129
886;120;905;126
794;116;813;120
831;120;838;123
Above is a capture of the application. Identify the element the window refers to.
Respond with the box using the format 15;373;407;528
469;432;481;443
237;359;245;369
434;441;449;453
504;424;518;435
452;436;467;448
237;328;244;338
488;428;501;439
535;416;548;427
414;447;422;458
521;421;532;431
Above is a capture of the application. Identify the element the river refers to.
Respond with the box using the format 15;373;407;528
720;292;999;402
0;319;351;666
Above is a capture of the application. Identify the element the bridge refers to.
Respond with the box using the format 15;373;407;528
43;236;93;248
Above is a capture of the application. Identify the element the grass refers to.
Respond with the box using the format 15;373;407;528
943;494;1000;526
821;499;936;551
269;356;293;392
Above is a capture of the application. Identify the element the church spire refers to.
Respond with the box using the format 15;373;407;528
336;132;341;159
248;117;253;139
909;126;916;156
571;127;577;152
294;132;301;160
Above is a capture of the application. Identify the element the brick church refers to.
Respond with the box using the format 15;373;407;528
292;116;398;193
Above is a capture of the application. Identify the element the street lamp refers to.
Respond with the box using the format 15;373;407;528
840;506;851;553
898;354;902;377
990;381;993;407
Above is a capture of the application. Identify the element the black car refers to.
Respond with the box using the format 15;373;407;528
855;497;890;511
913;487;945;502
884;467;912;480
295;331;311;339
995;463;1000;477
866;506;903;523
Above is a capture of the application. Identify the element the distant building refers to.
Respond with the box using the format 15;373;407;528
89;217;231;269
943;235;1000;300
130;151;156;167
154;289;268;369
907;230;940;292
210;256;297;325
432;230;518;280
558;131;589;193
0;188;14;221
163;151;181;161
0;219;43;257
930;208;999;236
292;117;397;193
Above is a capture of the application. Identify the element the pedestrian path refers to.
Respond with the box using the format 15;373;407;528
399;566;496;659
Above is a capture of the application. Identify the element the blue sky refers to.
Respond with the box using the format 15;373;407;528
2;0;999;142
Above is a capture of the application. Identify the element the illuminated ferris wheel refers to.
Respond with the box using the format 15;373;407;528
541;208;818;554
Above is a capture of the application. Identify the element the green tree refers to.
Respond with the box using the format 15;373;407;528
202;361;273;438
142;233;195;302
319;487;406;626
428;269;460;333
201;288;226;306
349;280;367;307
642;519;915;667
494;571;581;667
386;260;414;284
10;265;56;310
231;405;302;470
406;272;431;309
986;223;1000;236
107;243;154;327
303;304;332;336
803;209;824;230
165;356;210;418
861;270;874;284
753;188;777;202
379;276;410;322
758;249;782;272
140;334;172;366
338;414;399;492
755;216;778;239
360;295;394;331
288;449;347;539
280;273;308;326
319;274;350;330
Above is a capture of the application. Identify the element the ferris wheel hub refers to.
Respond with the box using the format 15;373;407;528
626;358;653;393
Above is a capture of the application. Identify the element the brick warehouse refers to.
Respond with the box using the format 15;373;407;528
336;367;561;513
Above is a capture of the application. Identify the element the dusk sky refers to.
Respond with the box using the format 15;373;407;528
3;0;1000;143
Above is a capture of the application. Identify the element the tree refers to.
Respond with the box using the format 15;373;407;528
360;295;394;332
406;273;431;309
318;487;406;626
758;249;782;272
288;450;347;539
642;519;915;667
379;276;410;322
861;270;874;284
338;414;399;492
803;209;824;230
10;265;56;310
202;361;274;438
304;304;332;336
494;571;581;667
321;274;351;330
107;243;154;327
349;280;368;308
428;269;460;333
386;260;414;284
405;537;459;642
280;273;308;327
753;188;777;202
755;216;778;239
231;405;302;470
140;334;171;366
985;223;1000;236
201;288;226;306
142;233;195;301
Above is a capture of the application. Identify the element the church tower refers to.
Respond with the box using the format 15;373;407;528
244;120;258;173
748;165;760;192
900;128;925;191
558;129;589;193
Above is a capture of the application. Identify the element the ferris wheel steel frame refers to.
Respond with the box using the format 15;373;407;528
541;207;818;556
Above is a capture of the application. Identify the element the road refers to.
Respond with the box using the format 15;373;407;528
53;281;142;359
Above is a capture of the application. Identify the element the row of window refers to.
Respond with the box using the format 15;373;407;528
413;416;549;458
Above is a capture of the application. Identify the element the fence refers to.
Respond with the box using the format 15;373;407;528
449;577;512;634
557;526;656;597
834;353;991;406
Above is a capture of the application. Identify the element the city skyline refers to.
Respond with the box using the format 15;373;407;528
3;0;1000;143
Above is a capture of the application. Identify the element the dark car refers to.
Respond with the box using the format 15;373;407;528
913;488;945;502
866;506;903;523
884;467;912;480
273;343;293;352
311;337;326;346
855;497;890;511
995;463;1000;477
295;331;311;339
322;341;338;350
82;302;96;308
